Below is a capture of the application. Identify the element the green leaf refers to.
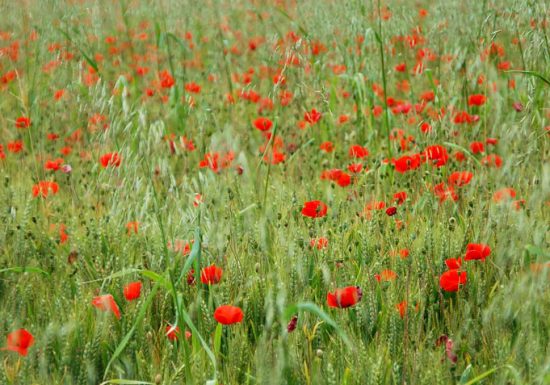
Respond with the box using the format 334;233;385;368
459;364;473;384
505;70;550;86
103;282;161;379
141;270;171;290
100;380;154;385
0;266;49;276
177;227;201;283
56;28;100;74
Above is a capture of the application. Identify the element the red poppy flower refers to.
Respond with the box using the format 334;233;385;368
326;286;362;308
214;305;244;325
445;257;462;270
123;281;142;301
395;301;407;319
393;154;421;173
32;181;59;198
15;116;31;129
304;108;322;124
481;154;502;168
2;329;34;356
433;183;458;203
439;270;467;292
375;269;397;282
386;206;397;216
448;171;473;187
159;70;175;88
165;324;180;341
301;200;328;218
347;163;363;173
91;294;121;319
310;237;329;250
185;82;201;94
287;315;298;332
468;94;486;106
424;145;448;167
464;243;491;261
336;172;351;187
44;158;64;171
100;152;121;168
253;117;272;131
7;140;23;153
469;141;485;154
319;141;334;153
200;264;223;284
393;191;407;205
348;145;369;158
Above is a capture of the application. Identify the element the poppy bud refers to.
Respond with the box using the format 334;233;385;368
287;315;298;332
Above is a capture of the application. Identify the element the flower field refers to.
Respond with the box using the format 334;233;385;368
0;0;549;384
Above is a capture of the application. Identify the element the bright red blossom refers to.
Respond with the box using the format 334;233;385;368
301;200;328;218
2;329;34;356
439;270;467;292
214;305;244;325
327;286;362;308
100;152;121;168
464;243;491;261
200;264;223;284
253;117;273;131
123;281;142;301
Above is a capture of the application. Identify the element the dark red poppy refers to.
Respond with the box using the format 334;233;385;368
327;286;362;308
2;329;34;356
200;264;223;284
386;206;397;216
440;270;467;292
91;294;121;319
214;305;244;325
253;117;272;131
464;243;491;261
123;281;142;301
287;315;298;332
301;200;328;218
